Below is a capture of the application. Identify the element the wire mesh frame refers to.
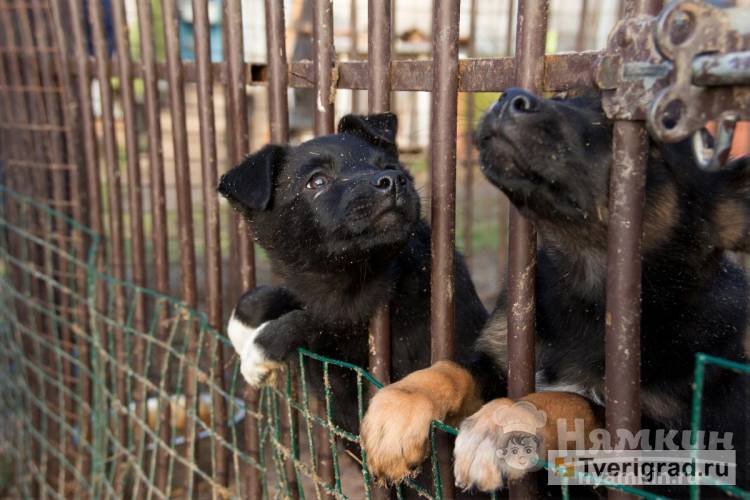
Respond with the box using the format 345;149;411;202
3;184;748;499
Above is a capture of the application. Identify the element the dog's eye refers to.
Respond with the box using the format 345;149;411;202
306;173;330;190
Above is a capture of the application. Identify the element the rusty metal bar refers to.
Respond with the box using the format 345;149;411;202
88;0;129;462
350;0;364;113
29;2;76;492
312;0;335;490
507;0;547;398
162;0;198;308
266;0;290;143
225;0;254;292
161;0;199;491
13;2;66;491
508;1;548;498
367;0;392;393
191;0;228;489
134;0;171;492
462;0;478;267
263;2;298;498
313;0;335;136
63;53;601;92
366;10;393;490
605;2;661;499
605;120;646;453
429;1;461;496
110;6;148;484
429;0;460;363
62;0;101;481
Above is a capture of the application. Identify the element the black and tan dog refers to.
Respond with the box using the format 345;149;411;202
218;113;487;435
362;91;749;493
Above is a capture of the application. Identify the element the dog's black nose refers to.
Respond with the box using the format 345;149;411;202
371;171;406;193
498;88;539;115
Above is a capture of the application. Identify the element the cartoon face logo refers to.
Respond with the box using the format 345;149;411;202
500;433;541;471
493;401;547;472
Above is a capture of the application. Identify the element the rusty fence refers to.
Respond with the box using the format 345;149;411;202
0;0;749;498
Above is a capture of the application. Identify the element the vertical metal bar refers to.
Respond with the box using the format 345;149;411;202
46;0;90;481
605;2;661;499
605;121;646;493
429;2;460;497
508;2;548;498
508;0;547;398
13;2;64;491
429;0;459;364
497;0;514;290
162;0;199;493
506;0;515;57
110;6;148;486
366;10;392;495
28;2;73;492
67;0;102;237
264;3;298;499
312;0;335;489
112;0;148;308
88;0;129;460
575;0;590;52
350;0;363;113
162;0;198;308
191;0;228;489
462;0;477;267
225;0;254;291
63;0;101;482
313;0;334;137
134;0;171;493
266;0;290;143
367;0;392;392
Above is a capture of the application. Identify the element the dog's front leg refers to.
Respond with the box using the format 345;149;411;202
361;362;482;483
453;391;601;492
227;286;311;386
231;308;316;386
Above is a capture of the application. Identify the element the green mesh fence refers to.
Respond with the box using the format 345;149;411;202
0;185;746;499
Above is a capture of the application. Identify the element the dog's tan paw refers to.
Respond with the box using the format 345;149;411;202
361;386;437;483
454;398;546;492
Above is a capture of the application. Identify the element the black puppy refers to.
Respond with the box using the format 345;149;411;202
218;113;487;435
362;92;749;494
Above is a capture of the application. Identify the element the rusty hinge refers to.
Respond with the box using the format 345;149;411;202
596;0;750;168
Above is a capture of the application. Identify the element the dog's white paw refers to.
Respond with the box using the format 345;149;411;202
227;312;283;386
454;398;546;492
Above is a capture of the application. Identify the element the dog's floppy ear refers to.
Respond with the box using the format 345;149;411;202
218;144;287;212
710;156;750;252
337;113;398;156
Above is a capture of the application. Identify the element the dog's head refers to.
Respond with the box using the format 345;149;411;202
476;89;750;254
476;89;612;234
218;113;421;270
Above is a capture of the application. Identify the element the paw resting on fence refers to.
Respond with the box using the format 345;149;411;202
454;392;600;492
227;286;303;386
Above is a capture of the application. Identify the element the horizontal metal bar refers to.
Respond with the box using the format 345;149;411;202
692;50;750;86
67;53;600;92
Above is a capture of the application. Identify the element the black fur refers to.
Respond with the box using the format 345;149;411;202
219;113;488;434
473;89;749;494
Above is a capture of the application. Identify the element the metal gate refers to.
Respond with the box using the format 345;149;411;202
0;0;748;498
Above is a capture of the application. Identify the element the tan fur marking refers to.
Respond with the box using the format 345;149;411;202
475;311;509;373
361;361;481;483
643;182;679;252
454;392;601;492
714;199;748;251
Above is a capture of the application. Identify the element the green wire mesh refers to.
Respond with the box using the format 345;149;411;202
0;185;747;499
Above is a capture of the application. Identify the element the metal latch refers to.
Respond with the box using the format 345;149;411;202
596;0;750;168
